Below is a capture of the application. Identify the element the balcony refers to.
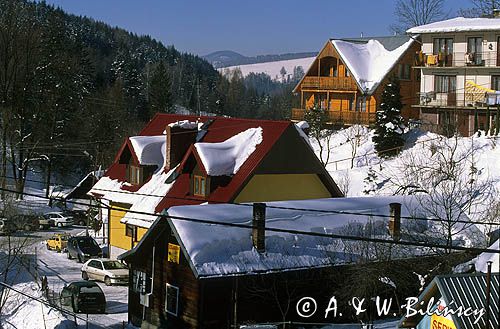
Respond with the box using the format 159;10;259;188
417;91;500;108
291;108;376;125
416;51;500;68
301;76;358;91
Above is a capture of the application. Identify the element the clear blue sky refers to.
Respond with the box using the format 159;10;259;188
43;0;471;56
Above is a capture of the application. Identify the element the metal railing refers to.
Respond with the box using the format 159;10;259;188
301;76;357;90
291;108;376;124
416;51;500;68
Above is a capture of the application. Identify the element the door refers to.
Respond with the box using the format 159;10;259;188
468;37;483;65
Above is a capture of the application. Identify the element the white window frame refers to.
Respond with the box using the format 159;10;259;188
165;283;179;316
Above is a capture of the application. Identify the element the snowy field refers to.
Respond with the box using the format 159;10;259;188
222;56;315;80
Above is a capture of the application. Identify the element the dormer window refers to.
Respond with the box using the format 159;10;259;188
128;165;142;185
193;175;207;197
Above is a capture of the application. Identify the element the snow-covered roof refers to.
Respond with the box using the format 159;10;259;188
331;37;414;94
407;17;500;34
455;240;500;274
167;196;481;278
194;127;263;176
167;120;198;129
128;135;165;167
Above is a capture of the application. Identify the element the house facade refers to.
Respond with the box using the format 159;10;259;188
119;196;480;329
407;17;500;136
292;36;420;125
89;114;343;259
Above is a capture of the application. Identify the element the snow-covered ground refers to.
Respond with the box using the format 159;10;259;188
222;56;314;80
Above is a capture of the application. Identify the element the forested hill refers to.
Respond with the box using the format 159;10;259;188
0;0;295;184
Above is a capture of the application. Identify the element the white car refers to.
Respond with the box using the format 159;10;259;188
43;212;73;227
81;259;129;286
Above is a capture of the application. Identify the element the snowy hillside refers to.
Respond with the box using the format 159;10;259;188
310;126;500;230
222;56;315;80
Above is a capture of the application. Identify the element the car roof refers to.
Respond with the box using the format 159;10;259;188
69;281;99;287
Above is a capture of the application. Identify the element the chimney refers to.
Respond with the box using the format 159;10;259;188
389;203;401;241
165;124;198;171
252;203;266;253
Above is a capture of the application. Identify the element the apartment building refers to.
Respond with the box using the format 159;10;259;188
408;16;500;136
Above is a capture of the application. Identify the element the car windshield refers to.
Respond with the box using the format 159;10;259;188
80;286;102;294
77;238;99;248
102;261;127;270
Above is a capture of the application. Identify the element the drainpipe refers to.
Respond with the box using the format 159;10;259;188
485;261;493;329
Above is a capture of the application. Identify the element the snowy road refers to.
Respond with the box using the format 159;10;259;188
30;228;128;328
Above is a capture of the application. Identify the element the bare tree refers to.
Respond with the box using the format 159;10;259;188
342;125;367;169
304;105;334;167
389;135;493;252
391;0;448;34
459;0;500;17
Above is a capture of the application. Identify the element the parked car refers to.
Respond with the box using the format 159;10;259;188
60;281;106;314
81;259;129;286
11;214;40;231
46;233;71;252
67;236;102;262
0;218;16;235
38;214;55;230
43;212;73;227
67;210;88;226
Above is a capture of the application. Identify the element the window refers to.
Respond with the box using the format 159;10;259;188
193;175;207;197
165;284;179;316
132;270;151;294
345;68;350;77
433;38;453;55
493;76;500;91
435;75;456;93
467;37;483;65
128;165;141;185
398;64;411;80
125;224;137;241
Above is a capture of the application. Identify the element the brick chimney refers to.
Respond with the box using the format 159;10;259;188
389;202;401;241
165;124;198;171
252;203;266;253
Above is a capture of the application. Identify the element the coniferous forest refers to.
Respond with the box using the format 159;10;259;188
0;0;298;188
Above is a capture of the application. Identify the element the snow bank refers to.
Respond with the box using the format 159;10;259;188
1;282;73;329
331;38;413;94
407;17;500;34
129;135;165;167
195;127;263;176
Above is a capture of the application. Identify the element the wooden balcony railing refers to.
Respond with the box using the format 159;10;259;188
292;108;376;125
301;76;358;91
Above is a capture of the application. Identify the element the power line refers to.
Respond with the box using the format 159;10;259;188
0;173;498;227
1;186;499;254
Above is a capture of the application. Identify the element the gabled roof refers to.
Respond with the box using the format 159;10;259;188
90;114;303;228
399;272;500;329
293;36;415;95
407;17;500;34
330;36;414;94
162;195;480;278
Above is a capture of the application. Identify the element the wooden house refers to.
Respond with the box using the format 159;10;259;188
119;196;481;328
292;36;421;125
89;114;343;259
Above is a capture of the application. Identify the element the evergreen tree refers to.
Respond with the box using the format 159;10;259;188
373;76;405;157
149;61;173;113
363;166;378;195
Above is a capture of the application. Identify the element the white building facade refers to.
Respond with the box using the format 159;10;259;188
408;16;500;136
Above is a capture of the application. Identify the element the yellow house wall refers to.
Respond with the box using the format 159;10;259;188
109;203;150;251
109;203;131;251
234;174;331;203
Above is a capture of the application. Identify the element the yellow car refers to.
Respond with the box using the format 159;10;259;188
46;233;71;252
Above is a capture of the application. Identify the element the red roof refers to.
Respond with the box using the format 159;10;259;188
98;114;293;212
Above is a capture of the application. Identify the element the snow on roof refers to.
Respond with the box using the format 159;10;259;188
331;38;413;94
194;127;263;176
129;135;165;167
120;167;177;228
167;196;480;277
167;120;198;129
295;121;309;129
407;17;500;34
455;240;500;274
